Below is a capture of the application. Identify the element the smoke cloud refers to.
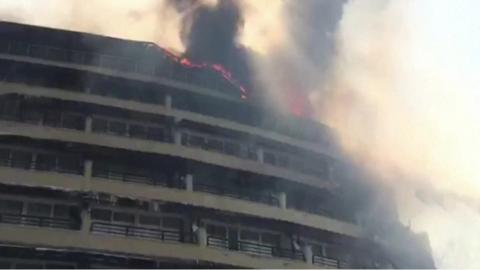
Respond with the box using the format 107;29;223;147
311;0;480;267
2;0;479;267
0;0;221;52
179;0;255;92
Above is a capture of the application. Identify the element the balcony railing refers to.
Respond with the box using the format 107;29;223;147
206;235;229;249
92;164;185;189
206;235;304;261
90;222;187;243
0;100;328;180
0;148;84;176
0;40;238;97
313;255;340;268
0;39;335;146
0;212;80;230
194;182;279;207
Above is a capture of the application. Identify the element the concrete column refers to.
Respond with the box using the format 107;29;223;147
302;244;313;265
165;95;172;109
84;160;93;179
256;147;264;163
81;207;92;235
278;192;287;209
83;160;93;191
174;130;182;145
197;226;207;247
321;244;327;257
185;174;194;192
85;116;93;133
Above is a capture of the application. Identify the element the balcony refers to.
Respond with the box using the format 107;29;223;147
90;222;186;243
0;40;335;149
0;213;80;230
0;147;359;235
0;40;240;100
0;148;83;176
0;192;357;268
0;98;331;183
193;182;279;207
205;235;342;267
0;221;317;269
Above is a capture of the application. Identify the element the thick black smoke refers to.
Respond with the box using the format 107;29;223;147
167;0;256;92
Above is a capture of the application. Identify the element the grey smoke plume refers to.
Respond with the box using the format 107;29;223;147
178;0;255;91
3;0;473;267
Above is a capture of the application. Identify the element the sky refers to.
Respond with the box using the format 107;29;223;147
1;0;480;267
315;0;480;267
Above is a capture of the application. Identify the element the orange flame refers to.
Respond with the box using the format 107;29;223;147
162;48;248;99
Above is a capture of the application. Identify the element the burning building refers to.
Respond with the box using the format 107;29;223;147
0;21;434;268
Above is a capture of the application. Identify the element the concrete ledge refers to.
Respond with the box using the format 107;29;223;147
0;224;315;268
0;121;334;189
0;167;362;237
0;81;340;160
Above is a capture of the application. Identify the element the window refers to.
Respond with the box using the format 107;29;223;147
0;199;23;214
26;202;52;217
277;155;289;168
0;100;19;120
206;138;223;152
43;111;62;127
22;109;42;124
162;217;182;229
0;148;11;166
188;134;205;148
240;230;260;242
139;215;161;226
11;150;32;169
62;113;85;130
10;41;28;56
113;212;135;224
147;127;165;142
36;153;57;171
261;232;280;246
109;121;126;135
207;224;227;238
47;47;66;61
57;156;81;174
225;142;241;156
92;118;108;133
263;152;276;166
91;208;111;221
53;204;70;218
67;50;84;64
129;124;147;139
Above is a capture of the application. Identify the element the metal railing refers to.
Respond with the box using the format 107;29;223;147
0;40;334;146
0;212;80;230
194;183;279;207
91;164;185;189
206;235;304;261
313;255;340;268
206;235;229;249
0;108;85;132
0;149;83;175
0;40;238;96
90;222;186;243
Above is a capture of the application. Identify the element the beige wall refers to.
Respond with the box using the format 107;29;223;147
0;120;334;189
0;69;338;160
0;167;363;237
0;224;316;268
